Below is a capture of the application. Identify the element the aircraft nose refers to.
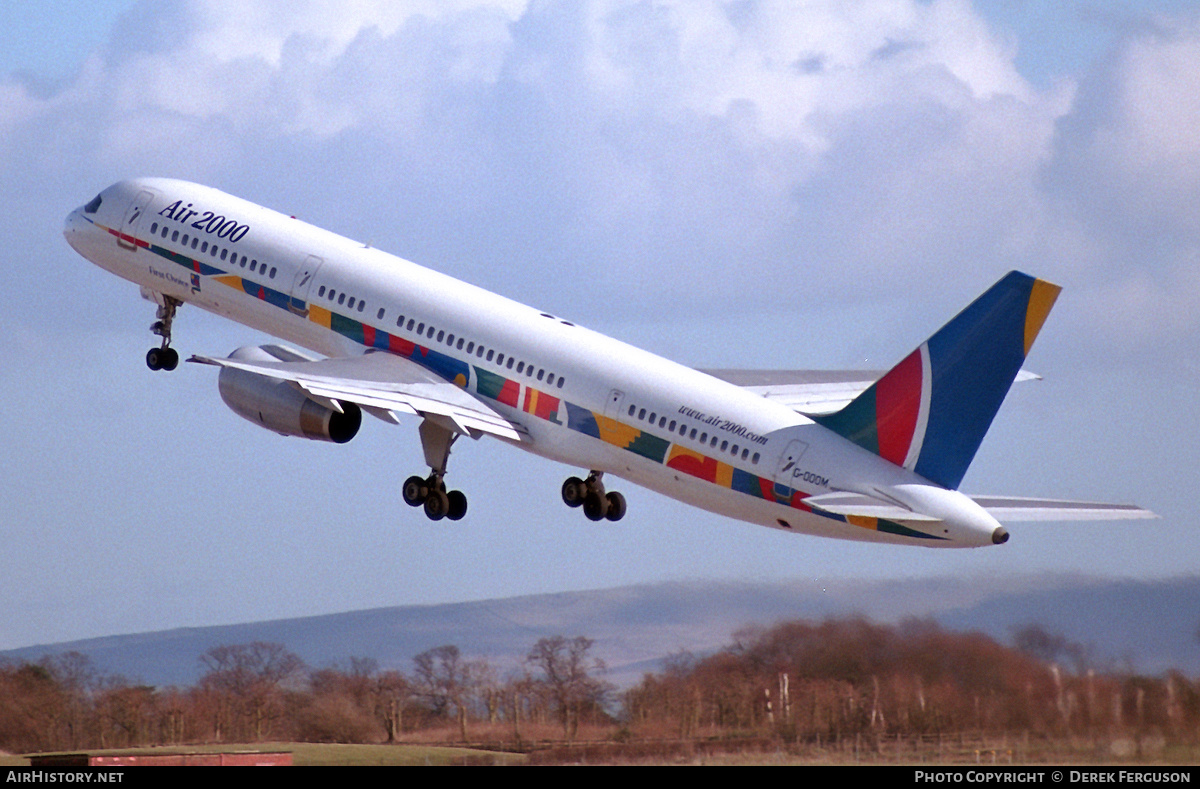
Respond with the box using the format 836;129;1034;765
992;526;1010;545
64;208;89;254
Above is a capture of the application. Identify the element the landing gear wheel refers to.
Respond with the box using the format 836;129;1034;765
145;296;182;372
583;490;609;522
402;476;428;507
424;489;450;521
446;490;468;521
604;491;626;522
562;477;585;508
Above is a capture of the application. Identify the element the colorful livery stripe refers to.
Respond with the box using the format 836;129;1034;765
814;271;1060;491
113;220;949;540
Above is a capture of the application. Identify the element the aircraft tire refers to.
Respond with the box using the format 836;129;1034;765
403;476;428;507
562;477;585;508
446;490;467;521
604;491;626;522
161;348;179;371
146;348;163;371
583;491;608;521
424;490;450;520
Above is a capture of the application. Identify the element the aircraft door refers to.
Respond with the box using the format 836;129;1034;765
288;254;323;317
604;389;626;421
117;190;155;251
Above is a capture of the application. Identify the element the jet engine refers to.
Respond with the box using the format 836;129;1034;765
217;346;361;443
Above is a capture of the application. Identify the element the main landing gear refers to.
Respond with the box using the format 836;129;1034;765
402;418;469;521
562;472;626;522
145;296;183;371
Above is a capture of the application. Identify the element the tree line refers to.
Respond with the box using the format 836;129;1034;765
0;635;609;753
2;620;1197;755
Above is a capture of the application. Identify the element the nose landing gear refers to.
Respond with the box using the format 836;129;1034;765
562;472;626;522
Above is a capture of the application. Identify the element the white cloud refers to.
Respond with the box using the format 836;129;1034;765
5;0;1195;344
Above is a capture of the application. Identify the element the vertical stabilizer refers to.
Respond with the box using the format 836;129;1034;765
812;271;1060;490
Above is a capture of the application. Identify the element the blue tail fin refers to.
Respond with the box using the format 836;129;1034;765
813;271;1060;490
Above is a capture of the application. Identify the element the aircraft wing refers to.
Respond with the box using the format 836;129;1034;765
968;496;1157;522
189;347;527;442
703;369;1042;415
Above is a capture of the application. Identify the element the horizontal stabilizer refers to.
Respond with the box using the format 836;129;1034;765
803;491;940;522
970;496;1157;522
705;368;1042;416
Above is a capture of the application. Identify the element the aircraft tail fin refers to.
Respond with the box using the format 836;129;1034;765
811;271;1060;490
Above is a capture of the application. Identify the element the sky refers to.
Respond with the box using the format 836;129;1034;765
1;0;1198;651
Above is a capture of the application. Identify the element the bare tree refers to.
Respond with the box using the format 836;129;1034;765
412;645;476;742
198;642;304;741
526;635;610;740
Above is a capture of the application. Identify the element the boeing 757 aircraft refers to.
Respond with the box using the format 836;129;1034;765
64;179;1153;547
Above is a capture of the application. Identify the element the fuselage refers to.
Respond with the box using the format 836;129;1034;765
64;177;1003;547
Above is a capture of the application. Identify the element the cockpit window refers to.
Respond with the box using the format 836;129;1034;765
84;194;102;214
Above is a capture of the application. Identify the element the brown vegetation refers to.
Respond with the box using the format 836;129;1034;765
1;619;1196;762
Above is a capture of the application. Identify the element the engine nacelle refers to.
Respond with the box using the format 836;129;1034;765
217;346;361;443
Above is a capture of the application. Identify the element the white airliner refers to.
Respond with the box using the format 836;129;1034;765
64;178;1154;547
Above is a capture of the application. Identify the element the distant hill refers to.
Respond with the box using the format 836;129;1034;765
4;574;1198;688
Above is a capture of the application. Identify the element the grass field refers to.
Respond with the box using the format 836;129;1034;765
5;742;526;767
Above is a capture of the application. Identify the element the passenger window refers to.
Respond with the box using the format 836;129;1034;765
537;369;545;381
437;330;445;342
486;349;494;361
689;428;697;439
378;307;386;320
202;241;208;253
721;440;729;451
556;377;564;389
407;319;415;331
447;334;455;345
358;302;365;313
250;261;257;272
517;362;524;373
507;357;514;369
477;346;485;358
668;420;676;431
649;413;657;423
347;297;355;308
182;234;189;245
151;223;158;233
417;322;424;334
172;230;179;242
752;452;760;464
427;325;435;338
319;286;326;297
397;315;405;327
456;338;464;350
639;408;647;420
162;226;169;238
467;342;474;353
192;238;198;250
270;267;277;278
220;249;228;260
338;293;346;305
